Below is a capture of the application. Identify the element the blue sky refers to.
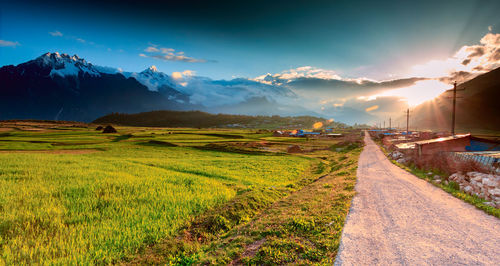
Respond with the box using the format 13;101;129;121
1;0;499;80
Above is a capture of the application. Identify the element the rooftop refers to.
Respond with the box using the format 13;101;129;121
413;134;470;145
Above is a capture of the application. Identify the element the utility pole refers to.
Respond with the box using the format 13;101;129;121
383;120;385;129
446;81;465;137
451;81;457;136
406;108;410;135
389;117;391;131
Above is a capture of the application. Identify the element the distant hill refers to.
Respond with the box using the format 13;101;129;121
412;67;500;133
93;110;343;129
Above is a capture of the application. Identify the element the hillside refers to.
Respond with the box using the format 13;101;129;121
93;110;343;129
412;67;500;133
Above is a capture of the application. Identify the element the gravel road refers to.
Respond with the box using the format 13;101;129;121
335;132;500;265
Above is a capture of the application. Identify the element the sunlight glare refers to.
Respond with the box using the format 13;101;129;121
374;80;449;107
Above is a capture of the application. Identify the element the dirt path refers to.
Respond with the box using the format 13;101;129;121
335;132;500;265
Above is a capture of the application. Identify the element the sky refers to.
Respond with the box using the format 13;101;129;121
1;0;500;124
1;0;498;79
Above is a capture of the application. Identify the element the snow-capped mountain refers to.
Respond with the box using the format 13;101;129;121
0;52;194;121
34;52;101;77
121;64;297;108
0;52;309;122
125;66;188;103
127;65;177;91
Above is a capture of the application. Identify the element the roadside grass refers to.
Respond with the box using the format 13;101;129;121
378;144;500;218
203;145;362;265
0;127;315;264
129;138;363;265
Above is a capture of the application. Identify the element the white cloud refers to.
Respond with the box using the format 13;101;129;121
255;66;342;82
171;70;196;80
0;40;20;47
171;72;183;80
140;45;213;63
49;31;63;37
145;46;159;52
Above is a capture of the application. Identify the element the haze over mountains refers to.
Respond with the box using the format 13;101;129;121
0;52;418;123
0;51;499;128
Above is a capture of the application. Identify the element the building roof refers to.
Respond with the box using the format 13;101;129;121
394;134;470;150
395;142;416;149
413;134;470;146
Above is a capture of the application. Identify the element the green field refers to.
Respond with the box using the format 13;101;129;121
0;125;318;264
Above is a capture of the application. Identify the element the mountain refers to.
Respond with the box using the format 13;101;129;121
412;67;500;132
0;52;192;121
125;66;189;103
1;52;419;124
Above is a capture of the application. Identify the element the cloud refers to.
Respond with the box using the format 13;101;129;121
140;45;214;63
145;46;159;52
171;70;196;80
365;105;379;112
409;32;500;83
76;38;86;43
253;66;343;84
49;31;63;37
0;40;20;47
171;72;183;80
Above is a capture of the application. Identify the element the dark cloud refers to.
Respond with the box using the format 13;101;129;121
439;71;474;84
466;46;486;57
462;59;471;65
493;48;500;61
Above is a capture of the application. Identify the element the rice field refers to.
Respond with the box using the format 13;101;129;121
0;125;313;264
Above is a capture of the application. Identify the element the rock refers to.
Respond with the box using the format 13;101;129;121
95;126;103;130
433;175;441;180
396;158;406;164
482;178;498;188
449;173;465;182
390;151;404;160
489;188;500;197
467;171;482;179
287;145;303;153
427;172;433;176
463;186;473;194
433;179;442;184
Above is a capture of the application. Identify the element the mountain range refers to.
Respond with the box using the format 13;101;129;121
0;52;309;122
1;52;499;127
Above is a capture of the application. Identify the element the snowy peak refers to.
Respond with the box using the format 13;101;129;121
134;66;177;91
33;52;100;77
147;65;158;72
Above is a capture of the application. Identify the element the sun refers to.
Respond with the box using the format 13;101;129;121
374;80;450;107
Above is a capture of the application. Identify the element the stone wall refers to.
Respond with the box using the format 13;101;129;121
448;172;500;208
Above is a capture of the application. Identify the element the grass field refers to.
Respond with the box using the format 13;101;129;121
0;122;363;264
0;123;321;264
